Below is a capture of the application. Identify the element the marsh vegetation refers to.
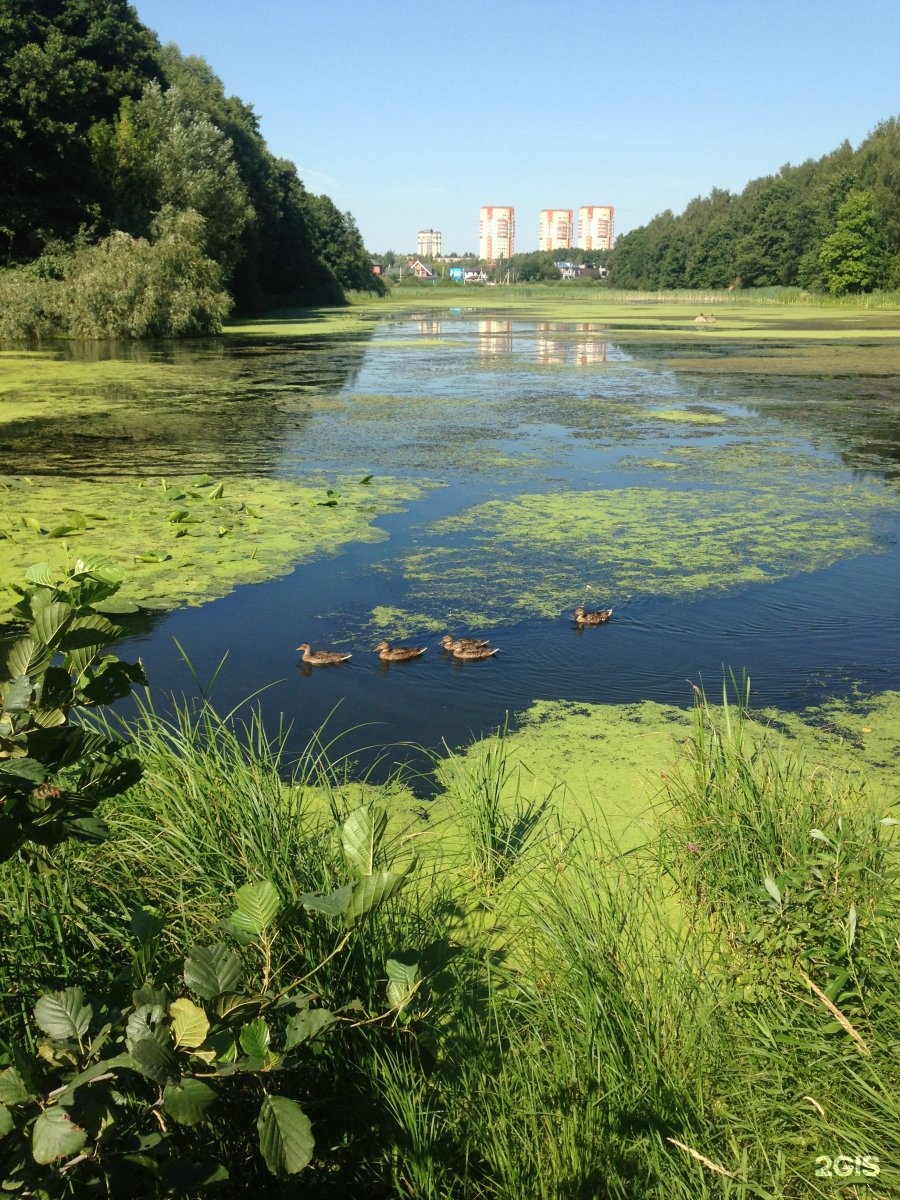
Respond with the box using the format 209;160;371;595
1;294;899;1195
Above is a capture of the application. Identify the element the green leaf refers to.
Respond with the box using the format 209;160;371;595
24;563;56;587
6;639;52;679
0;758;46;786
130;906;164;944
300;885;353;918
131;1037;180;1086
283;1009;336;1051
125;1003;166;1049
31;1107;87;1164
239;1018;271;1060
0;1067;31;1106
1;675;35;713
345;867;413;924
257;1095;314;1178
0;1102;12;1136
32;602;74;649
231;881;281;938
73;558;122;587
92;597;140;614
386;956;420;1010
34;988;92;1041
762;875;782;906
170;999;210;1050
133;984;168;1009
163;1078;217;1126
846;905;857;948
214;992;268;1021
184;944;242;1000
341;805;387;876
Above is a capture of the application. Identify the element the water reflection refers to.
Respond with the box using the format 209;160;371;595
536;322;609;365
4;311;899;787
478;319;513;356
1;332;373;478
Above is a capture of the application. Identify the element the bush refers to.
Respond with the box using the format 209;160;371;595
0;211;231;340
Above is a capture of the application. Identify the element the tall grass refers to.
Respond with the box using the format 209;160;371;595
1;686;896;1197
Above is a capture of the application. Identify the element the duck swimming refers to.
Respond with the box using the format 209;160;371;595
374;640;426;661
448;643;499;660
573;606;613;625
440;634;491;652
296;642;352;665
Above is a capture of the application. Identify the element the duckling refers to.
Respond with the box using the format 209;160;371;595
449;643;499;660
440;634;491;652
573;606;613;625
296;642;352;665
374;640;426;661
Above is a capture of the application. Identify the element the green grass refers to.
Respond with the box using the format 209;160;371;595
1;685;897;1197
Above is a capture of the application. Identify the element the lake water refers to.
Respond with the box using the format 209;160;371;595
7;311;900;783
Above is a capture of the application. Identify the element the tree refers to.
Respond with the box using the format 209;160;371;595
818;188;886;294
91;82;252;272
0;0;162;260
303;193;385;294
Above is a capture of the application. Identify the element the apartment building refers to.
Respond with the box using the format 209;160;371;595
577;205;615;251
538;209;573;251
416;228;442;258
479;206;515;262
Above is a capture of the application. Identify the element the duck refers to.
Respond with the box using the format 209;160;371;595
573;606;613;625
448;643;499;660
296;642;352;665
439;634;492;652
374;640;426;661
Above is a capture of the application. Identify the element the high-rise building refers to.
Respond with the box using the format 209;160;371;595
538;209;573;251
417;229;442;258
479;206;515;263
577;206;615;251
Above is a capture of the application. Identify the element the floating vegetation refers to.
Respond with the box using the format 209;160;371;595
0;473;425;618
650;408;727;424
429;688;900;847
397;473;892;624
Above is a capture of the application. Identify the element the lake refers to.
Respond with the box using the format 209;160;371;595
4;307;899;784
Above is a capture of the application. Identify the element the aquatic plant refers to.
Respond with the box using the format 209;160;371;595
0;558;145;862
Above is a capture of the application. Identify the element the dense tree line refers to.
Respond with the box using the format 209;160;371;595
609;118;900;294
0;0;383;337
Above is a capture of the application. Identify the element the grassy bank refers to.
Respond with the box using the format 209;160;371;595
1;682;896;1197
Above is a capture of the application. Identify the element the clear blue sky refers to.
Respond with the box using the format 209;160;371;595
131;0;899;255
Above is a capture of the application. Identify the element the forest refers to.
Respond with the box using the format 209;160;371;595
0;0;384;338
607;117;900;294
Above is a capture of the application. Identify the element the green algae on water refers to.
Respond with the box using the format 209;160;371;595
396;476;892;625
0;473;425;619
428;688;900;857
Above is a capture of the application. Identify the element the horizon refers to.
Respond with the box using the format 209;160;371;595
132;0;899;255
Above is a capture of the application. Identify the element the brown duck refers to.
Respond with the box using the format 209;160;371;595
374;640;426;661
440;634;491;652
448;643;499;660
296;642;352;665
573;606;613;625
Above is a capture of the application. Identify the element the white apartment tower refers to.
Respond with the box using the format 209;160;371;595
577;205;615;251
416;229;442;258
479;206;515;263
538;209;573;251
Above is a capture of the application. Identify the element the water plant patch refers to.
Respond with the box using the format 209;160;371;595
0;474;425;619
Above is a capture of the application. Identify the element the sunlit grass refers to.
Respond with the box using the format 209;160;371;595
2;682;896;1195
